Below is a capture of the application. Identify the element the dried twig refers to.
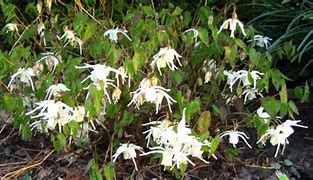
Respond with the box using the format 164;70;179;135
2;150;55;179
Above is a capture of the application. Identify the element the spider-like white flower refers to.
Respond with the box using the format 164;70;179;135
224;70;264;93
233;70;264;89
58;28;83;55
249;35;272;49
220;130;252;148
257;107;270;121
183;28;199;46
103;27;132;43
26;100;74;132
5;23;18;33
150;47;182;75
37;52;61;72
257;120;307;157
217;10;246;38
242;87;263;103
76;63;127;103
127;78;176;114
112;143;144;171
223;70;239;92
8;67;35;91
45;83;70;100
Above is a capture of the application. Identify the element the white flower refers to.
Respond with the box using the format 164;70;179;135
103;27;132;43
249;35;272;49
58;28;83;55
277;120;307;138
26;100;74;132
37;52;61;72
224;70;264;96
127;78;176;114
8;67;35;91
112;143;144;171
220;130;252;148
5;23;18;33
233;70;264;89
76;63;127;103
242;87;263;103
72;106;85;122
223;70;239;92
257;107;270;121
217;10;246;38
45;83;70;100
257;120;307;157
150;47;182;75
183;28;199;46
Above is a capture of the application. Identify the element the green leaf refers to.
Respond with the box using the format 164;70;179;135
279;84;288;103
302;82;310;103
171;7;182;16
106;103;120;119
170;69;184;84
198;6;210;25
185;98;201;122
262;97;281;117
103;162;115;180
283;159;293;166
294;86;303;99
141;6;154;17
249;48;260;66
57;133;67;147
209;135;220;157
197;111;211;135
132;51;145;71
183;11;192;27
235;39;246;50
288;100;298;114
4;95;15;112
21;125;32;140
198;27;209;46
271;162;281;170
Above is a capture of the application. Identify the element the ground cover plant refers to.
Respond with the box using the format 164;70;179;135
0;0;311;179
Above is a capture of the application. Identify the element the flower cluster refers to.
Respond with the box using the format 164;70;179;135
75;63;127;103
26;100;85;132
257;120;307;157
140;108;216;169
223;70;264;103
127;77;176;114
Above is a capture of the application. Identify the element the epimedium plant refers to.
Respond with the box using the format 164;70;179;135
0;0;309;178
